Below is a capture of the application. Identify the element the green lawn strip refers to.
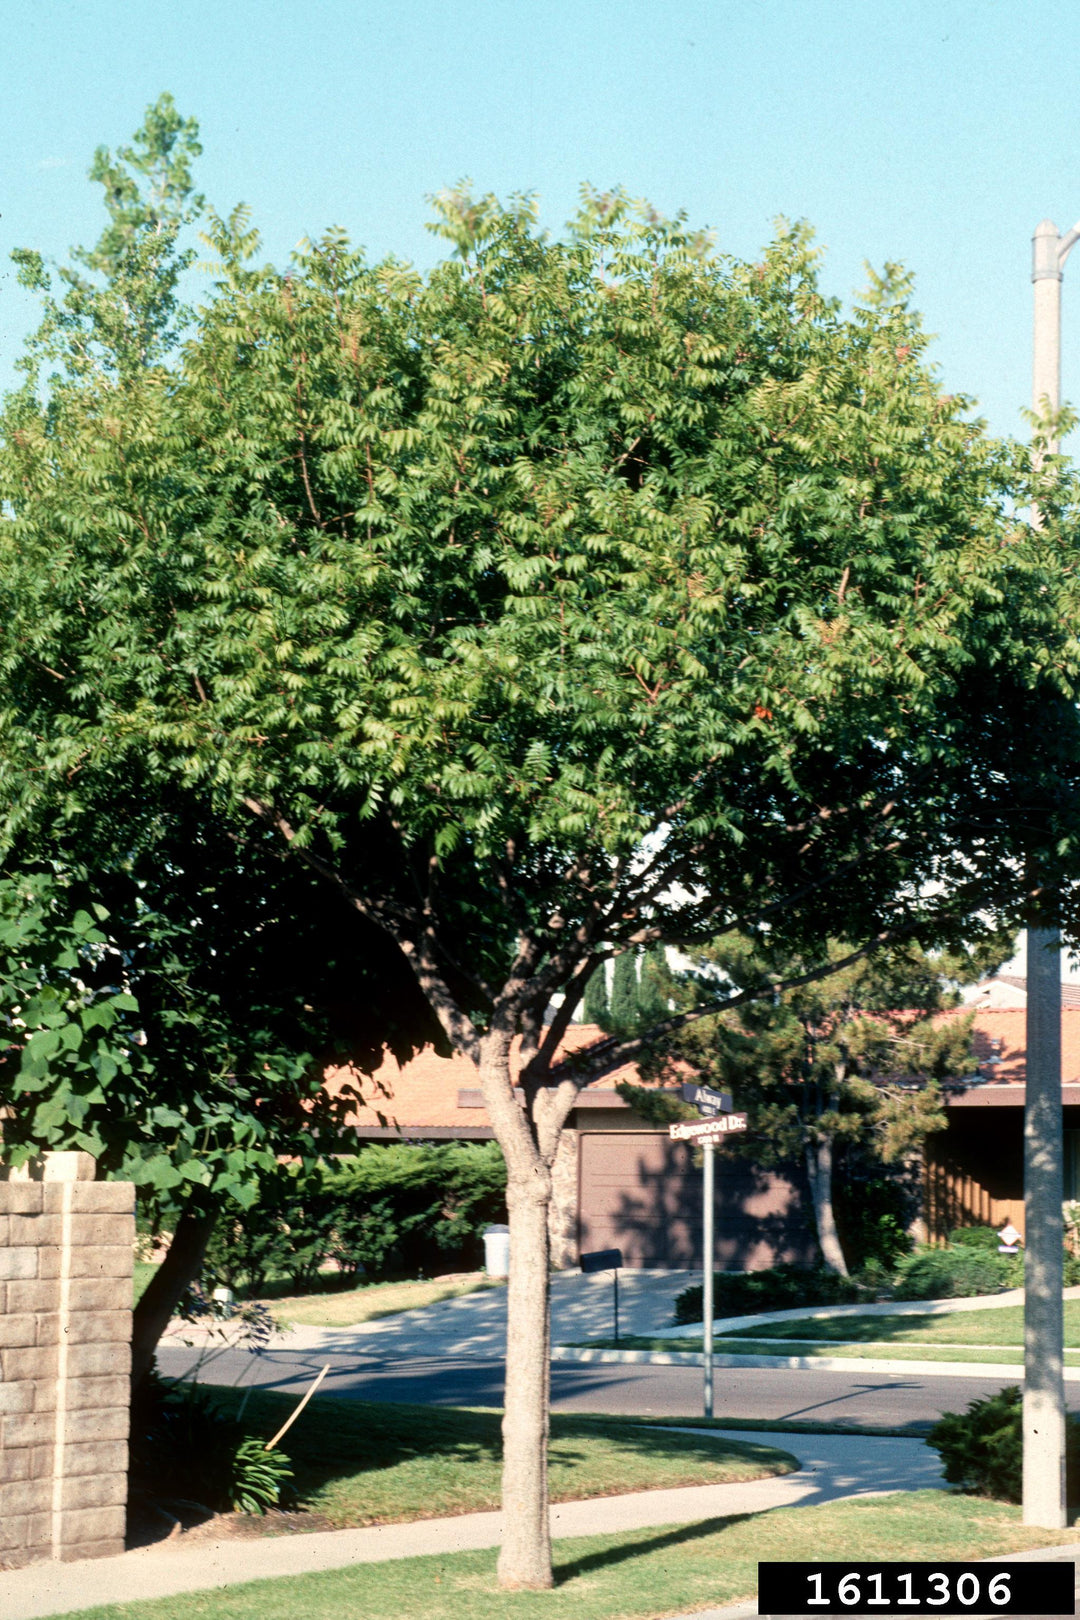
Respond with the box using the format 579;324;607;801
259;1273;500;1329
573;1336;1040;1365
201;1389;797;1527
720;1302;1080;1347
56;1493;1079;1620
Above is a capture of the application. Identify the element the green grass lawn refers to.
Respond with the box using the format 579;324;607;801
723;1305;1042;1345
57;1492;1080;1620
575;1300;1080;1362
204;1389;797;1527
260;1272;499;1328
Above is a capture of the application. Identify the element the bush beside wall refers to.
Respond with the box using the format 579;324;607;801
202;1141;508;1296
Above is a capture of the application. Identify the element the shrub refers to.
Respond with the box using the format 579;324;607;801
129;1370;293;1514
834;1172;916;1273
894;1244;1020;1300
202;1142;508;1297
324;1140;508;1278
928;1385;1080;1506
928;1386;1025;1501
673;1264;865;1325
948;1225;1002;1251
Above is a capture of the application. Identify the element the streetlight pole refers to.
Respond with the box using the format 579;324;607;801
1022;218;1079;1529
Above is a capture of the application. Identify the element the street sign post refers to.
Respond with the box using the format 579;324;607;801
669;1114;748;1141
679;1082;734;1118
669;1109;748;1414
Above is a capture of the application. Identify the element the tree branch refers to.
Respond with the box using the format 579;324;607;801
240;795;480;1061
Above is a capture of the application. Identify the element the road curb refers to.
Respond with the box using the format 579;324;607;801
551;1345;1080;1379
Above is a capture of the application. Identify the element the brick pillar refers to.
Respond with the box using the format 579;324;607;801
0;1152;134;1569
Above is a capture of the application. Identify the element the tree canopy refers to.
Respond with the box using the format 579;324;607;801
5;96;1080;1585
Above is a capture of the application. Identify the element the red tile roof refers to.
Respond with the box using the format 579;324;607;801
324;1023;646;1132
968;1008;1080;1086
325;1007;1080;1133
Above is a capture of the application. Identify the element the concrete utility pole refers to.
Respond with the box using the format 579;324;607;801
1022;217;1079;1528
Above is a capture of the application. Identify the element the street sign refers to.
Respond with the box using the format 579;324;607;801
679;1082;734;1117
668;1113;748;1141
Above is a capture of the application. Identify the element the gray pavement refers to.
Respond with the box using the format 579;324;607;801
156;1270;1055;1431
0;1429;945;1620
159;1267;696;1360
155;1342;1031;1431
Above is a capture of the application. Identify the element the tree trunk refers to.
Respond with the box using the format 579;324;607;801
804;1135;848;1276
472;1026;556;1590
131;1203;218;1392
497;1163;554;1588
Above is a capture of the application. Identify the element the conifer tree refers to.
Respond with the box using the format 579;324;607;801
608;952;640;1035
581;962;610;1028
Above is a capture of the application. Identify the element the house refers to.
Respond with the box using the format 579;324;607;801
323;1024;817;1271
324;987;1080;1266
924;986;1080;1243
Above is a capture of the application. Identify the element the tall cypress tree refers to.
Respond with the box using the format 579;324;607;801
609;951;639;1035
582;961;610;1028
637;942;670;1028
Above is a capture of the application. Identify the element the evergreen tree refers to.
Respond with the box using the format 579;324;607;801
637;943;671;1029
608;951;639;1035
581;961;610;1027
652;937;1005;1275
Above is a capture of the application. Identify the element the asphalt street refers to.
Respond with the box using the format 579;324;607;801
156;1341;1032;1432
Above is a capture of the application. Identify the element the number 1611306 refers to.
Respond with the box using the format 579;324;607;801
756;1561;1075;1616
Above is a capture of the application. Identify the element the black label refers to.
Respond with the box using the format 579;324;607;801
757;1561;1075;1615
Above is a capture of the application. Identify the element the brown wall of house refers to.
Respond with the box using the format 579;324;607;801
922;1108;1080;1241
576;1130;817;1270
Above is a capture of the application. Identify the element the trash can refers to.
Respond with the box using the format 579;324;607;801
483;1224;511;1278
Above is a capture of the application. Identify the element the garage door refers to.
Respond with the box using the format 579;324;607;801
577;1131;817;1269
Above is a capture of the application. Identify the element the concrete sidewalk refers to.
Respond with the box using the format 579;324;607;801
0;1431;943;1619
163;1279;1080;1370
162;1266;698;1362
160;1266;703;1380
552;1343;1051;1380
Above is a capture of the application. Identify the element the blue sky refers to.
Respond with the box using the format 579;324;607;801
6;0;1080;441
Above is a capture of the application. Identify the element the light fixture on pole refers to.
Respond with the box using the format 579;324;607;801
1022;217;1078;1529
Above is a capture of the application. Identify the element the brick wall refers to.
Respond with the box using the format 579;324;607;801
0;1152;134;1569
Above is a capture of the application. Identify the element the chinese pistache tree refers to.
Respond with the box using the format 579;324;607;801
4;99;1080;1586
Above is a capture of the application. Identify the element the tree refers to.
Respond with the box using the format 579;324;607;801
608;952;639;1036
3;104;1080;1585
0;809;436;1387
587;944;671;1035
580;960;609;1027
646;937;1005;1275
0;98;437;1387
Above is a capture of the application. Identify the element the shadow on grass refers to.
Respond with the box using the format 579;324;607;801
183;1388;793;1519
555;1513;755;1581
